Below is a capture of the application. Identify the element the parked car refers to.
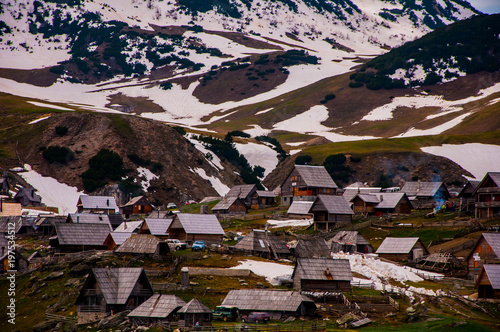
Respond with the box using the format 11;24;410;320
240;312;270;323
184;200;197;205
167;202;177;209
191;240;207;251
166;239;187;251
213;306;239;321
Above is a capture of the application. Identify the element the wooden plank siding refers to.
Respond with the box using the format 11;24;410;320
467;236;500;281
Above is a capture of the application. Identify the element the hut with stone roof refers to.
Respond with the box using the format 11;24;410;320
232;229;290;259
327;231;373;254
251;190;276;208
115;234;169;257
221;289;316;320
138;218;173;240
167;213;224;246
281;165;339;206
128;294;186;326
375;237;429;263
49;223;110;253
76;267;154;324
475;264;500;299
292;238;331;258
292;257;352;292
177;298;212;328
310;195;354;231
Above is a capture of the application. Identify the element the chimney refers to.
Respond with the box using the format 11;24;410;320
77;215;79;223
181;267;189;287
124;221;127;229
107;199;109;206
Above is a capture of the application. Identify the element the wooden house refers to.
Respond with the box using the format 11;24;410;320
120;196;153;218
0;202;22;217
225;184;258;207
76;267;154;324
467;233;500;281
108;213;125;230
76;195;118;214
34;216;66;236
115;234;169;257
352;193;412;215
0;216;36;236
114;220;143;233
327;231;374;254
13;188;42;207
211;196;247;216
286;200;314;219
221;289;316;319
167;213;224;246
177;298;212;328
281;165;339;206
103;232;133;250
375;237;429;263
128;294;186;326
251;190;276;208
310;195;354;231
400;181;450;209
0;235;29;273
232;229;290;259
343;185;381;203
292;257;352;292
292;239;331;258
458;179;480;213
138;218;173;239
49;223;110;253
473;172;500;219
66;213;112;230
475;264;500;299
0;174;10;196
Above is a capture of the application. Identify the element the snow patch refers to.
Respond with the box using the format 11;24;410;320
28;116;51;125
137;167;158;191
27;101;74;111
193;168;230;196
234;142;279;177
267;219;312;228
230;259;294;285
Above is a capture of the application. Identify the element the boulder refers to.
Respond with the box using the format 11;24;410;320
98;310;131;329
337;312;361;325
406;303;428;322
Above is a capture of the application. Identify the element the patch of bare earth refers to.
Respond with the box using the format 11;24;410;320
205;30;282;50
106;93;165;114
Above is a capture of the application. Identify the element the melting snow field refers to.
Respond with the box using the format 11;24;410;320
18;164;84;215
193;168;230;196
421;143;500;180
230;259;294;285
234;142;278;177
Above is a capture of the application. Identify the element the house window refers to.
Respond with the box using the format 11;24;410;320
488;246;492;253
474;261;478;268
478;246;481;253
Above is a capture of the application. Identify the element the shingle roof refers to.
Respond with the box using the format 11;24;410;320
255;190;276;198
293;239;331;258
173;214;224;235
293;258;352;281
121;195;150;208
483;264;500;289
67;214;112;229
482;233;500;259
356;194;381;204
178;298;212;314
400;182;445;197
374;193;407;209
53;223;110;246
14;188;41;203
78;195;118;210
287;201;314;215
107;232;133;246
221;289;314;312
114;220;143;233
108;214;125;228
128;294;186;318
343;188;381;202
212;196;240;211
147;210;175;219
0;203;22;217
314;195;354;215
115;234;163;254
375;237;420;254
295;165;338;189
91;267;150;305
0;216;33;233
226;185;257;199
486;172;500;187
143;218;173;235
233;230;290;255
330;231;359;245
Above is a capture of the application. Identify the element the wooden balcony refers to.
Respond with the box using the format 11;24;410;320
78;305;105;313
476;201;500;208
477;187;500;193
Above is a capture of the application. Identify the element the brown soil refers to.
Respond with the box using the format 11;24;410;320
205;30;282;50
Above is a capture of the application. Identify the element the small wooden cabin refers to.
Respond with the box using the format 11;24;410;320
475;264;500;299
400;181;450;209
474;172;500;219
177;298;212;328
120;196;153;218
49;223;110;253
467;233;500;282
13;188;41;207
76;195;118;214
211;196;247;216
167;213;224;246
128;294;186;325
292;257;352;292
103;232;133;250
375;237;429;263
115;234;169;257
310;195;354;231
232;230;290;259
138;218;173;240
328;231;374;254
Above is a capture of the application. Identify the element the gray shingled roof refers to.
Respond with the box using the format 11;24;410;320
221;289;314;312
315;195;354;215
212;196;240;211
143;218;173;236
374;193;407;209
356;194;381;204
108;232;133;246
115;234;163;254
486;172;500;187
67;214;112;229
483;264;500;289
91;267;150;305
78;195;118;210
255;190;276;198
53;223;110;246
178;298;212;313
173;214;224;235
121;195;149;208
482;233;500;259
233;230;290;255
287;201;314;215
295;165;338;189
128;294;186;318
293;258;352;281
226;184;257;199
293;239;331;258
343;187;381;202
375;237;419;254
330;231;359;245
14;188;41;203
114;220;143;233
400;182;445;197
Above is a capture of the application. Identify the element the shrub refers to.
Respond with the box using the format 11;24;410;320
81;149;125;192
160;82;173;90
295;155;312;165
43;146;74;164
55;126;68;136
172;126;186;136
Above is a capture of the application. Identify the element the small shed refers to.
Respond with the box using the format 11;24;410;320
34;216;66;236
293;239;331;258
177;298;212;328
475;264;500;299
328;231;373;254
287;201;314;219
114;220;143;233
167;213;224;246
310;195;354;231
225;184;258;206
128;294;186;325
103;232;133;250
232;230;290;259
292;257;352;292
120;195;153;218
115;234;169;257
211;196;247;216
76;195;118;214
49;223;110;253
467;233;500;281
251;190;276;208
221;289;316;319
375;237;429;262
13;188;42;207
138;218;173;239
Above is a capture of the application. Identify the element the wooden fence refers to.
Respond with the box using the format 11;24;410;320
45;312;77;323
183;322;328;332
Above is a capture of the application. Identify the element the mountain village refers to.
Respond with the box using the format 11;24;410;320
0;165;499;331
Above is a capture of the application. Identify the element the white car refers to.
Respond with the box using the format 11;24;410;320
166;239;187;251
167;203;177;209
